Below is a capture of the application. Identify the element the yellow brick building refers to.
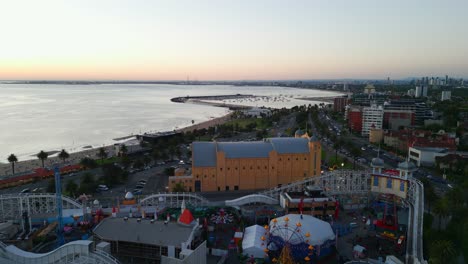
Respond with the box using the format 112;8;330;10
169;132;321;192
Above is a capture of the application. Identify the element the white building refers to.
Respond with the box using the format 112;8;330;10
407;89;415;97
361;105;384;137
441;91;451;101
415;85;428;98
408;147;449;167
364;84;376;94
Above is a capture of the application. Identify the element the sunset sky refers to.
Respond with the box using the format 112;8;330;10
1;0;467;80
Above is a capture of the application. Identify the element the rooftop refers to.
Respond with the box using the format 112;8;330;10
192;137;311;167
93;217;196;247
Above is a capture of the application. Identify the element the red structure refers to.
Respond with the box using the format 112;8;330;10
0;164;83;189
179;209;195;225
347;107;363;133
383;110;415;130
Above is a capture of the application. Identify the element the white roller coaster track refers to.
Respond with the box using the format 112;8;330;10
0;193;82;221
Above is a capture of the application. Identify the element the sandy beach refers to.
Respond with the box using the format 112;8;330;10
1;112;234;177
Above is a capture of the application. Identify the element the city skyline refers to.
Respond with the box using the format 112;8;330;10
1;0;468;80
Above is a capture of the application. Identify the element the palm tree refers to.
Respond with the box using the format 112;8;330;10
97;147;108;164
37;150;48;168
119;144;128;157
58;149;70;164
429;240;456;264
7;154;18;174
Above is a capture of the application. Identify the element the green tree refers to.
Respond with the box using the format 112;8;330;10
133;159;144;170
143;155;151;167
80;157;97;169
429;240;457;264
152;149;161;162
97;147;108;164
164;167;175;176
58;149;70;163
350;147;362;169
7;154;18;174
119;144;128;157
421;178;438;214
121;156;131;169
168;146;176;160
78;173;96;194
37;150;48;168
172;182;186;192
65;180;78;197
333;141;342;161
46;179;55;193
433;198;449;230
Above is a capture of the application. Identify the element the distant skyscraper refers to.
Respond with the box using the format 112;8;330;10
415;85;428;98
387;77;391;85
343;83;349;91
441;91;451;101
445;75;449;85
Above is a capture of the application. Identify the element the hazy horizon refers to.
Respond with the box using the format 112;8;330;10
1;0;467;80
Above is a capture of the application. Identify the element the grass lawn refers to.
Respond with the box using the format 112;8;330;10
96;156;119;165
226;117;272;130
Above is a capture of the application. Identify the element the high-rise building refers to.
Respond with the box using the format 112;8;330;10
333;96;348;112
445;75;449;85
384;99;432;125
441;91;451;101
383;110;415;130
415;85;428;98
343;83;349;91
347;106;363;133
361;105;384;137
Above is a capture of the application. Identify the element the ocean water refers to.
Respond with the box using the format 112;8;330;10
0;83;341;161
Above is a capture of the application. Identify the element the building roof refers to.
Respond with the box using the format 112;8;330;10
295;129;305;136
397;161;417;171
268;137;310;154
124;192;134;200
192;142;217;167
309;135;319;142
93;217;195;247
192;138;311;167
217;142;273;158
411;146;449;153
269;214;335;246
371;157;385;167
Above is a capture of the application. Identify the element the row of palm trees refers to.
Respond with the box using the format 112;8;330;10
6;149;70;175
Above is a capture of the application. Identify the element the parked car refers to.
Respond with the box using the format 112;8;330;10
132;189;142;195
97;185;109;191
20;188;30;194
138;180;147;184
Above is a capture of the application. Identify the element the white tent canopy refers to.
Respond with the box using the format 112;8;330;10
269;214;335;246
242;225;267;259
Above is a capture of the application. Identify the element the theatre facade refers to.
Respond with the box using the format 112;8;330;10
169;132;321;192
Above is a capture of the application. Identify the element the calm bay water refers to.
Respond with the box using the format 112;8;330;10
0;83;341;161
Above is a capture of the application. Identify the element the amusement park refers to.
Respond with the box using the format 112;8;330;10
0;152;425;264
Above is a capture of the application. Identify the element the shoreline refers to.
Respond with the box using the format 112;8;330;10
0;111;234;177
1;92;342;177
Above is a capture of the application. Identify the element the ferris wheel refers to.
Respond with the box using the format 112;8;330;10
265;216;315;263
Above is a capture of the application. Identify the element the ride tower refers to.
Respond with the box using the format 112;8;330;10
54;165;65;246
